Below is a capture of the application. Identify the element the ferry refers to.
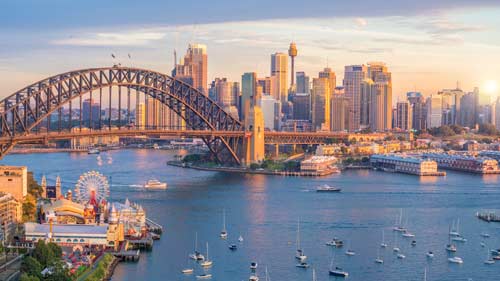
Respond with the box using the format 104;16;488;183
144;179;167;190
316;184;341;192
88;147;100;154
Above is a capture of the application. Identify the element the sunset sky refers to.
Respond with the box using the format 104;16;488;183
1;0;500;101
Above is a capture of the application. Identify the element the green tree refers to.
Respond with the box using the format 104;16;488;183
46;243;62;261
22;194;37;222
249;163;259;170
478;123;498;136
19;273;40;281
27;172;43;198
21;256;42;279
44;261;70;281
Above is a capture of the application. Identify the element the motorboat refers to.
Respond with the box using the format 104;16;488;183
229;244;237;251
397;253;406;259
316;184;341;192
402;231;415;238
325;237;343;248
445;244;457;252
189;251;204;261
345;249;355;256
485;249;495;264
447;257;463;264
329;267;349;277
375;257;384;264
88;147;100;154
393;247;400;252
181;268;193;274
481;232;490;238
426;251;434;258
296;261;310;268
250;262;258;270
451;236;467;242
196;273;212;279
249;275;259;281
144;179;167;190
480;242;486;247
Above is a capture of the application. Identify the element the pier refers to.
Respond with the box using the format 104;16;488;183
476;212;500;222
146;218;163;234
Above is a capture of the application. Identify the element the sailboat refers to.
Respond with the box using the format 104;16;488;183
265;266;270;281
375;248;384;264
181;255;194;274
393;233;400;252
200;242;213;267
393;209;406;232
329;254;349;277
238;234;244;242
484;248;495;264
445;225;457;252
424;268;427;281
220;208;228;239
380;229;388;248
345;240;355;256
449;219;460;237
189;232;205;261
295;218;307;261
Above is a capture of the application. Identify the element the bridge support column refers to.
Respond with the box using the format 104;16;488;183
274;144;279;158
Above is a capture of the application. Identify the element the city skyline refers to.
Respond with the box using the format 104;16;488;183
1;1;500;100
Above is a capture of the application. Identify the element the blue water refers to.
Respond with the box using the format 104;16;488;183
3;149;500;281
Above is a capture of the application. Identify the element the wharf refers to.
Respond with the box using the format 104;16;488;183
146;218;163;234
111;242;141;261
476;212;500;222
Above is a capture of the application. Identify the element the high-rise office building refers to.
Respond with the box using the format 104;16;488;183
360;79;373;127
260;94;281;131
82;99;100;124
292;93;311;121
312;77;330;131
296;72;310;94
241;72;258;122
145;96;169;129
426;95;443;128
396;101;412;131
318;68;336;96
438;88;464;125
369;81;392;132
344;65;367;132
459;92;476;127
330;95;349;132
407;92;425;130
257;77;274;95
271;53;288;104
173;43;208;95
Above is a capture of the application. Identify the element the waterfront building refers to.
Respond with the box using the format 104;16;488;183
271;52;288;104
370;154;442;176
396;101;412;131
296;72;310;94
0;165;27;201
312;77;330;131
292;93;310;121
300;156;337;172
316;144;345;156
423;153;500;174
344;65;368;131
407;92;426;130
111;199;146;238
260;94;281;131
426;95;443;128
173;43;208;95
330;95;349;132
41;198;86;224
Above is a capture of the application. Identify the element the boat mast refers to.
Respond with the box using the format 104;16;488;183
206;242;209;260
297;218;301;250
223;208;226;232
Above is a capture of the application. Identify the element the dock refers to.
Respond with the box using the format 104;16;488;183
111;241;140;262
146;218;163;234
476;212;500;222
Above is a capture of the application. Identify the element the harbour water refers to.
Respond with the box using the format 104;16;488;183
3;149;500;281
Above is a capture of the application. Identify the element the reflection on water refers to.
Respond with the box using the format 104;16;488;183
1;150;499;281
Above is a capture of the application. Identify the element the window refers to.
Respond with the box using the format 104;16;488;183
80;239;85;242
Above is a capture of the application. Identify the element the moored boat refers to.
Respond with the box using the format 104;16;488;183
316;184;341;192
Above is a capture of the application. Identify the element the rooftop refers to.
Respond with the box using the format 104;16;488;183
25;222;108;235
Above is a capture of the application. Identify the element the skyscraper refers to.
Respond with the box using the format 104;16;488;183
369;81;392;132
344;65;367;132
407;92;425;130
174;43;208;95
438;88;463;125
292;93;310;120
257;77;274;95
271;52;288;104
260;94;281;131
396;101;412;131
330;95;349;132
459;92;476;127
288;42;297;87
426;95;443;128
312;77;330;131
82;98;100;125
318;68;336;96
296;72;310;94
241;72;258;122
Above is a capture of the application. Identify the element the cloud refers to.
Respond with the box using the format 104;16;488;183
51;32;165;46
355;18;368;27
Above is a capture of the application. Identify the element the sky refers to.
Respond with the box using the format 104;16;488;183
1;0;500;101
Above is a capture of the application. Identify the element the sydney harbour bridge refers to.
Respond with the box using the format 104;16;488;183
0;67;373;165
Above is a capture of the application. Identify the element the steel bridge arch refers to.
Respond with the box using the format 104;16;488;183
0;67;244;164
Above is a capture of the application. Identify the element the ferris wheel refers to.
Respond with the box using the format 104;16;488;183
74;171;110;204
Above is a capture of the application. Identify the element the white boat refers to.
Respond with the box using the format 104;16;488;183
200;243;213;267
393;247;400;252
375;248;384;263
189;233;205;261
250;262;258;270
402;231;415;238
393;209;407;232
329;256;348;278
220;208;228;239
238;235;244;242
397;253;406;259
249;276;259;281
426;251;434;258
88;147;100;154
326;237;343;247
480;242;486;247
295;219;307;261
345;249;355;256
485;249;495;264
380;230;387;248
196;273;212;279
144;179;167;190
296;261;310;268
481;232;490;238
445;244;457;252
448;256;463;264
181;268;193;274
316;184;341;192
393;233;400;252
424;268;427;281
451;236;467;242
449;219;460;237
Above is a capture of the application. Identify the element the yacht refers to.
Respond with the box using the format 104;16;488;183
144;179;167;190
397;253;406;259
402;230;415;238
325;237;343;248
380;230;388;248
449;219;461;237
250;262;258;270
295;219;307;261
316;184;341;192
238;235;244;242
480;242;486;247
447;256;463;264
200;243;213;267
445;244;457;252
375;248;384;264
196;273;212;279
229;244;237;251
189;233;205;261
426;251;434;258
329;255;348;278
220;208;228;239
393;209;407;232
296;261;310;268
88;147;100;154
411;240;417;246
249;275;259;281
345;249;355;256
181;268;194;274
480;232;490;238
484;249;495;264
451;236;467;242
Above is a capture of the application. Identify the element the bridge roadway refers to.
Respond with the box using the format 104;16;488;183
0;129;371;146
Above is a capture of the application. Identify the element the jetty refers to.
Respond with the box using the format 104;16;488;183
476;211;500;222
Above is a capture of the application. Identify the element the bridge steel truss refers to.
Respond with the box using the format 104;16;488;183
0;67;244;164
